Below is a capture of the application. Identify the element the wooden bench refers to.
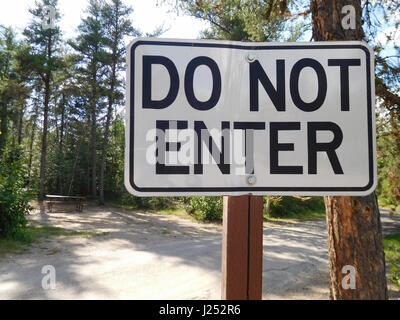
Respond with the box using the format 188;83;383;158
45;195;86;213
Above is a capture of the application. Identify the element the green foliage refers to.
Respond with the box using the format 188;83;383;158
0;225;108;256
177;0;308;42
383;234;400;288
0;154;32;240
1;0;399;225
184;196;223;221
267;196;325;218
0;26;30;157
23;0;64;77
390;264;400;287
117;194;176;211
103;118;126;198
376;111;400;210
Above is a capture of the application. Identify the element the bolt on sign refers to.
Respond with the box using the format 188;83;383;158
125;38;376;196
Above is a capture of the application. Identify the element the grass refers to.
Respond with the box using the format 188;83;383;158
0;225;109;257
263;210;326;223
46;248;62;255
380;205;400;213
378;196;400;212
108;200;211;223
24;225;108;239
0;239;30;256
109;198;326;224
383;234;400;263
264;209;326;223
383;233;400;287
264;201;326;223
157;207;211;222
263;197;327;223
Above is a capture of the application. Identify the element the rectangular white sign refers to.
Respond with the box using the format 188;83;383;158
125;38;376;196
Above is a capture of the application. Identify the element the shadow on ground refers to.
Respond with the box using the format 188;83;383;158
0;204;398;299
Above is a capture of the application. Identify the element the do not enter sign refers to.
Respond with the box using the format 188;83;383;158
125;38;376;196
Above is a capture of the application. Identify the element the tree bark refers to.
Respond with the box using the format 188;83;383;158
324;195;387;299
99;2;123;205
39;74;50;202
58;93;66;194
89;59;99;199
311;0;388;299
91;82;97;199
27;101;39;183
99;89;114;205
0;102;8;157
86;112;91;196
38;29;55;202
17;102;24;146
99;47;117;205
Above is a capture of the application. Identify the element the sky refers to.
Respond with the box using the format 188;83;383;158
0;0;398;64
0;0;398;46
0;0;209;39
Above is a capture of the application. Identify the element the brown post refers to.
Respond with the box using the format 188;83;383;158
221;195;264;300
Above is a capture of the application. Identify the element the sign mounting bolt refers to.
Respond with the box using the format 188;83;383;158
246;52;256;63
247;175;257;185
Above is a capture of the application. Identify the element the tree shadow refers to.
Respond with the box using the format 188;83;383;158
1;205;330;299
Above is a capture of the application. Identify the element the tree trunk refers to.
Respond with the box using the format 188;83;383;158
58;93;66;194
91;107;97;198
38;31;54;202
27;102;39;183
17;102;24;146
324;195;387;299
86;112;91;196
311;0;388;299
39;76;50;202
99;95;113;205
0;102;8;157
90;76;97;199
99;57;117;205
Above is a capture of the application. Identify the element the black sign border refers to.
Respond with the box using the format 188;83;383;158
129;40;374;194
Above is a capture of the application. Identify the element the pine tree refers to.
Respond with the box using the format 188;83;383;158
23;0;64;201
0;26;17;156
98;0;138;205
69;0;108;199
177;0;301;41
0;27;31;158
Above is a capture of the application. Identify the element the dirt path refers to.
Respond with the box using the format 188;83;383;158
0;205;398;299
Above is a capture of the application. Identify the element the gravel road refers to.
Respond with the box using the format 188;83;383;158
0;205;398;299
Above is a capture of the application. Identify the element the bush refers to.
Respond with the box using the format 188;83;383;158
383;234;400;288
118;193;176;210
184;196;223;221
0;155;32;240
267;196;325;218
377;176;400;211
389;264;400;287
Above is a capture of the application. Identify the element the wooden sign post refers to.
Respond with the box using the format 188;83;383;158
221;195;264;300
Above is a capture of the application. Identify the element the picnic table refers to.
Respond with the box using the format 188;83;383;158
45;195;86;213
